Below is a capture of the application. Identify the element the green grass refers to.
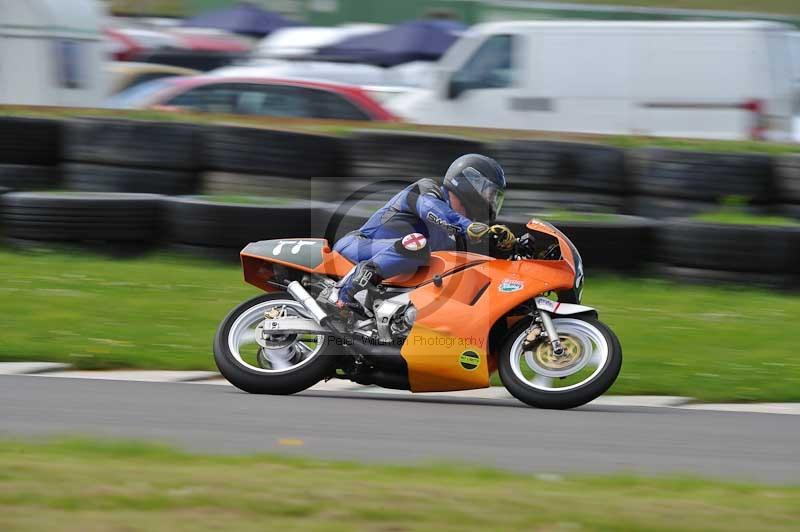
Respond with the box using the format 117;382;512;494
0;438;797;532
693;211;800;227
0;248;256;371
4;105;800;155
1;248;799;401
533;210;623;223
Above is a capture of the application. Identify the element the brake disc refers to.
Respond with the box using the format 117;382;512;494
525;334;592;378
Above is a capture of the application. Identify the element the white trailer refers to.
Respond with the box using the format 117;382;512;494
390;21;798;141
0;0;107;106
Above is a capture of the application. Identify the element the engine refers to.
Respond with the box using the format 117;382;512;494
374;294;416;342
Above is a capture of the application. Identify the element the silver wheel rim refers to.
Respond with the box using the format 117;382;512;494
509;318;609;392
227;299;325;374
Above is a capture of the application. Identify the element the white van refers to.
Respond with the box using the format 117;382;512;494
389;21;798;141
0;0;107;106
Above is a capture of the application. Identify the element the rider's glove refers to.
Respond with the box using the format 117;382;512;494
489;224;516;250
467;222;490;240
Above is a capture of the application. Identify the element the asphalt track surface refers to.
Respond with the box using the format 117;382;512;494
1;375;798;484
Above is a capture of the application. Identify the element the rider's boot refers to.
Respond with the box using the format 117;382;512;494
335;260;382;313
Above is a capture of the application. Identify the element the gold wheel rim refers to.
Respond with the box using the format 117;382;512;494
534;335;584;371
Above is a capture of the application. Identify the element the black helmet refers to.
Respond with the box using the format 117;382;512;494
443;154;506;222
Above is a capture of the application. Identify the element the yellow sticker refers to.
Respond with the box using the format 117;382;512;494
459;351;480;371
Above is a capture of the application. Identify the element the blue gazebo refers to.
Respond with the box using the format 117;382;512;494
182;2;302;37
316;19;466;67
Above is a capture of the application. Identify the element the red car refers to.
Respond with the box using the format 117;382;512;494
109;76;398;121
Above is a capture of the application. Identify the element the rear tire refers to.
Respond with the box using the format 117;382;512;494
213;293;339;395
498;316;622;409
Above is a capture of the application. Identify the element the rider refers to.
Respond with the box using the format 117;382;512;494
333;153;515;308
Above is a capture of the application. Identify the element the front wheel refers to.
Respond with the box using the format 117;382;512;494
213;293;339;395
498;316;622;409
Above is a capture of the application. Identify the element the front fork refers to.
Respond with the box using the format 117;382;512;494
523;311;565;356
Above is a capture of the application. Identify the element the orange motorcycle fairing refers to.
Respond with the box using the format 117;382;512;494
240;219;581;393
400;257;577;392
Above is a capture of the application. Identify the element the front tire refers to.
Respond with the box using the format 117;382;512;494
213;293;339;395
498;316;622;409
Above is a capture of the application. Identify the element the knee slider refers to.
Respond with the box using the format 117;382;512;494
352;261;381;290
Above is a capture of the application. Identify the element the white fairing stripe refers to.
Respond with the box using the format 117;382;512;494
534;297;596;315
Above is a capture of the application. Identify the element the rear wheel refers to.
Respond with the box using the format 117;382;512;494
213;293;339;395
498;316;622;409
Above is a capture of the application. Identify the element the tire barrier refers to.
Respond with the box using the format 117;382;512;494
490;140;626;193
627;196;768;219
163;196;320;260
64;163;196;195
500;213;655;272
781;204;800;219
0;114;797;286
0;117;62;166
0;186;10;232
654;265;795;288
202;171;340;201
0;164;59;190
1;192;162;246
0;117;62;192
337;177;416;203
657;219;800;286
203;126;342;178
503;190;624;216
62;119;201;196
776;154;800;217
64;119;200;170
347;130;484;178
630;149;774;216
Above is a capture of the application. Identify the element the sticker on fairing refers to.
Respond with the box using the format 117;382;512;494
534;297;559;312
402;233;427;251
498;279;524;293
459;351;480;371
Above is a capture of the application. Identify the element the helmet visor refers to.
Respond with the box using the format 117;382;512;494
463;166;505;218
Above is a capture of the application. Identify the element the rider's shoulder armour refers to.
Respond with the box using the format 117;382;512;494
414;178;444;201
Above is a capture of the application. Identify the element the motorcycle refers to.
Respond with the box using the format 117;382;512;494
213;219;622;409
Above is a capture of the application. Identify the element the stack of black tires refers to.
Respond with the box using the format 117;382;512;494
657;219;800;287
63;119;201;195
490;140;627;216
628;148;774;218
163;196;320;261
2;192;162;253
164;125;342;260
0;113;798;287
326;130;485;239
0;117;61;191
492;140;654;272
776;154;800;219
200;125;341;200
0;118;164;252
347;130;484;182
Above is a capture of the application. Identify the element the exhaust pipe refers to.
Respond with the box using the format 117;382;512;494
287;281;330;326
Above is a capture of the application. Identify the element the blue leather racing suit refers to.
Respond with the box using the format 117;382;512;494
333;178;473;303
